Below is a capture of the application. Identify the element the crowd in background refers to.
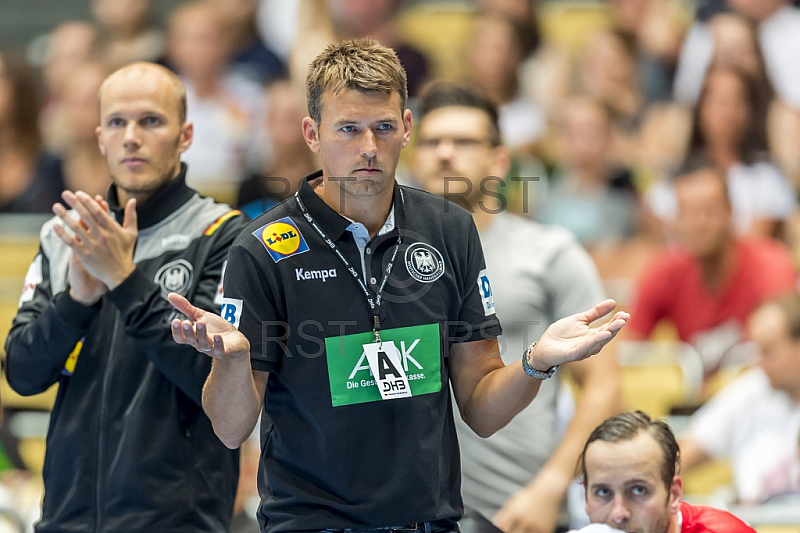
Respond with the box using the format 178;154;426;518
4;0;800;288
1;0;800;530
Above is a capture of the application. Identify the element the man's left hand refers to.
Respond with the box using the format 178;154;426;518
52;191;138;290
529;300;628;371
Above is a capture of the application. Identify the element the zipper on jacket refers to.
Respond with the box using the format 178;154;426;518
95;321;120;531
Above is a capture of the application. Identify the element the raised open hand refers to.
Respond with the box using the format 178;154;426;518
168;293;250;360
528;299;629;371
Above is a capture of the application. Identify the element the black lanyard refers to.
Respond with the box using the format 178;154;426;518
295;193;402;342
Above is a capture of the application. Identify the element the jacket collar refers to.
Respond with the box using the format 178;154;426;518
107;163;195;230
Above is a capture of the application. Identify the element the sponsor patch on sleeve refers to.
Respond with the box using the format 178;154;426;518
476;269;496;316
252;216;310;263
18;254;43;308
62;339;83;376
213;260;227;306
220;297;243;329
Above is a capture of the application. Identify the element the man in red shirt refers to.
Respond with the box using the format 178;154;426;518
576;411;756;533
626;164;796;373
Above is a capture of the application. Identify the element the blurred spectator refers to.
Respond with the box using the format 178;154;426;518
39;21;99;151
674;0;800;110
465;12;544;151
327;0;430;97
208;0;286;84
652;66;795;237
679;292;800;504
476;0;541;57
91;0;164;69
54;63;111;198
674;12;771;105
593;101;692;291
729;0;800;109
256;0;300;61
635;102;692;187
236;79;316;218
536;97;638;248
625;164;797;376
769;99;800;187
579;29;646;161
412;81;621;533
609;0;684;105
0;50;63;214
166;0;263;202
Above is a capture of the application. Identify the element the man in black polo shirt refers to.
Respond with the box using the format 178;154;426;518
169;38;629;533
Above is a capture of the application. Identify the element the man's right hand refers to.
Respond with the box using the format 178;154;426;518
168;293;250;360
68;251;109;305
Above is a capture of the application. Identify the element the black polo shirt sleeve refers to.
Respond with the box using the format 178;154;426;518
222;243;284;372
452;221;502;343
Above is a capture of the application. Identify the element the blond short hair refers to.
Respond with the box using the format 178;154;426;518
306;38;407;124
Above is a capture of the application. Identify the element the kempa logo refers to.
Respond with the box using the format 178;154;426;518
296;267;337;282
348;339;424;380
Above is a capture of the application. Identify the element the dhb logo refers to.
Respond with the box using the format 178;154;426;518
477;269;496;316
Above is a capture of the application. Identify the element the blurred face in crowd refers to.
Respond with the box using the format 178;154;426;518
168;3;229;81
610;0;650;33
727;0;787;23
674;169;733;259
266;81;309;157
698;70;749;152
303;88;411;201
584;431;682;533
414;106;508;205
749;303;800;401
92;0;150;35
466;15;523;98
208;0;257;30
63;64;107;143
558;99;612;171
96;64;192;203
44;22;98;99
329;0;396;36
710;14;761;78
582;31;636;95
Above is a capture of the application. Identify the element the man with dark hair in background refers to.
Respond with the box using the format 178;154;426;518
413;81;622;533
624;163;796;376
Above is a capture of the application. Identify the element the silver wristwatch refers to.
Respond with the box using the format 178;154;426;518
521;342;559;380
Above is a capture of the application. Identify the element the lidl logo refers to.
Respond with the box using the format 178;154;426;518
253;217;310;263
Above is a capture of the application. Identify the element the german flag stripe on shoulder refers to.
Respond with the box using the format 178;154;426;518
204;210;243;236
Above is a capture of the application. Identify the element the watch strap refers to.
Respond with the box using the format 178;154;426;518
521;342;559;380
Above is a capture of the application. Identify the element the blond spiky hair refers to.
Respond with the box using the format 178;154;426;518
306;38;408;124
